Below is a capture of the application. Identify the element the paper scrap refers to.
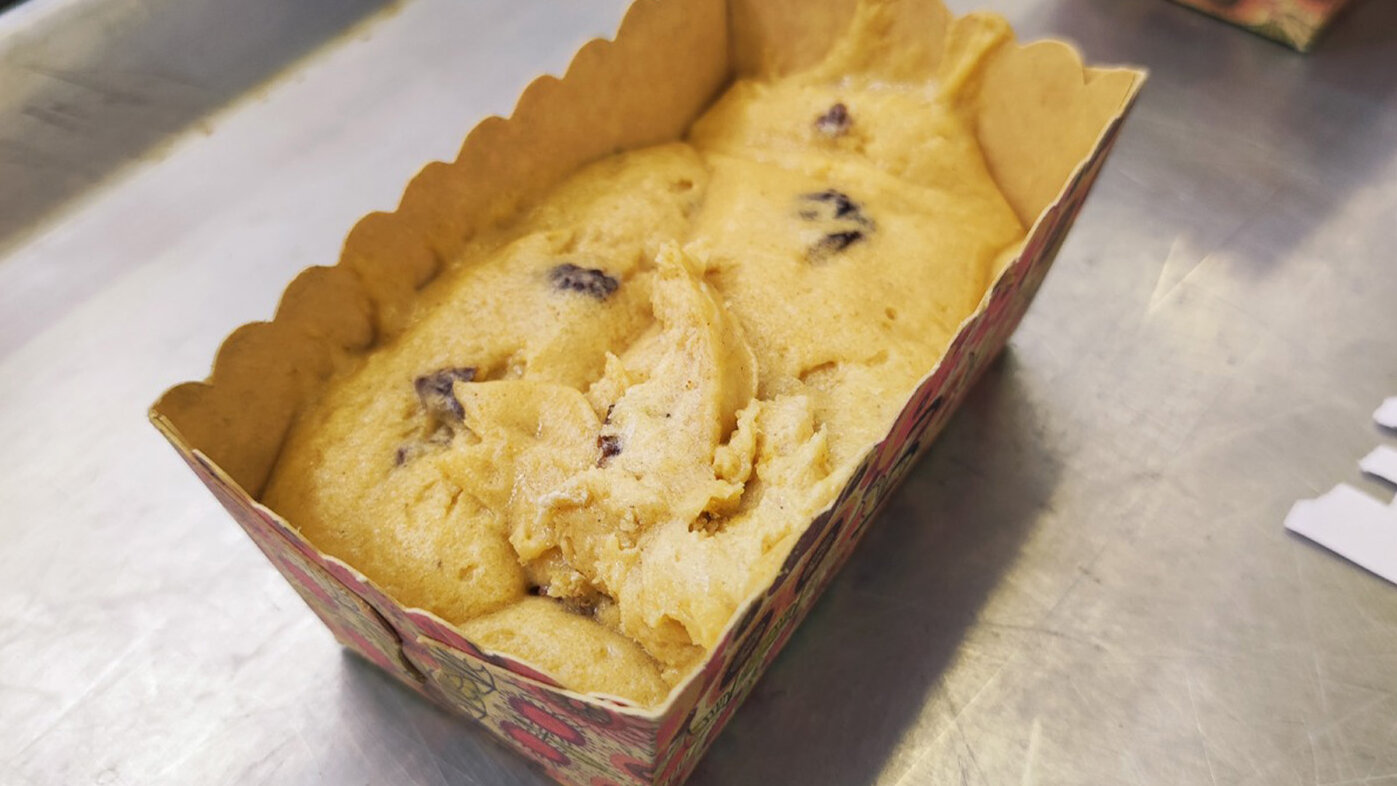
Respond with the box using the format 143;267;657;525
1376;397;1397;430
1285;484;1397;585
1361;445;1397;487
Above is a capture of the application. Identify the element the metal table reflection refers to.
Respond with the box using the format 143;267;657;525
3;0;1396;783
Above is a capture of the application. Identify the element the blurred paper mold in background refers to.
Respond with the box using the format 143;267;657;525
148;0;1146;784
1168;0;1355;51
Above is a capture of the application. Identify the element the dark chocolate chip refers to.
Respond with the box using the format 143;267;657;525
394;439;441;466
799;189;872;227
414;366;476;421
549;263;620;300
813;102;851;137
822;230;864;252
597;433;622;466
808;230;865;262
803;189;859;220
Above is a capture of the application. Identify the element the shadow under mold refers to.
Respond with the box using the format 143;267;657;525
336;649;558;786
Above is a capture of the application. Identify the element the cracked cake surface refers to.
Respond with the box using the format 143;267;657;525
262;1;1025;706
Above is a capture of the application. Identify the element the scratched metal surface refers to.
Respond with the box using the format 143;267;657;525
0;0;390;256
2;0;1396;784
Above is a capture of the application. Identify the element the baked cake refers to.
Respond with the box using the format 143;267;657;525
263;1;1024;706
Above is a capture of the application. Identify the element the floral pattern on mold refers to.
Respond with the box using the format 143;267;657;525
1169;0;1352;50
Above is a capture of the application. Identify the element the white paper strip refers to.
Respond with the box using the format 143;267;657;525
1285;484;1397;585
1376;397;1397;430
1360;445;1397;487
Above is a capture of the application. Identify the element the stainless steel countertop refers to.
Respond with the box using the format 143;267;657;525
0;0;391;255
3;0;1396;784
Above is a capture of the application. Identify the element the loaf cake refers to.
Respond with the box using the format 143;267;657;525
262;0;1025;706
